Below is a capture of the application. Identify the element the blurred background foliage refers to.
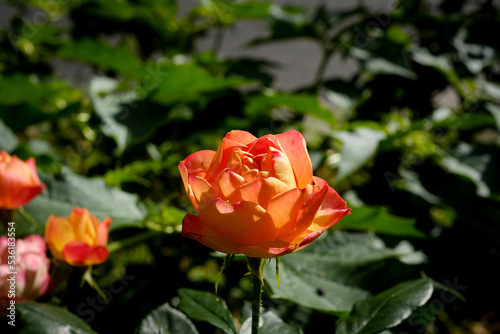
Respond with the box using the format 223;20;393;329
1;0;500;333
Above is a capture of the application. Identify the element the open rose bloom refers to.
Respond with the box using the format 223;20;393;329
45;208;112;266
0;151;46;209
0;235;50;315
179;130;351;258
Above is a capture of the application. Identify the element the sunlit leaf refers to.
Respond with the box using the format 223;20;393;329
263;231;425;315
18;167;146;236
245;93;335;125
240;311;303;334
17;302;97;334
178;288;237;334
137;302;198;334
0;118;18;152
336;279;433;334
332;128;386;182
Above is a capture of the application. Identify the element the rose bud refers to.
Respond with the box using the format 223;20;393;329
45;208;112;266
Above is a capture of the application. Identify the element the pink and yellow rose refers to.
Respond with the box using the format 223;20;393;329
0;235;51;315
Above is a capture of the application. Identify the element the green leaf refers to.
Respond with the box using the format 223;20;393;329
0;118;19;152
0;76;81;131
89;76;187;156
264;260;369;316
239;311;303;334
178;288;237;334
453;29;495;75
263;231;426;315
245;93;336;125
88;76;137;156
152;62;249;104
137;302;198;334
17;302;97;334
58;38;145;78
339;205;426;239
485;103;500;142
332;128;387;182
411;45;458;85
248;5;315;45
365;58;417;80
440;143;492;198
335;278;434;334
228;1;271;20
18;167;146;236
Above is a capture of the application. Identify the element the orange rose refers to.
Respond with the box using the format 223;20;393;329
0;151;46;209
45;208;112;266
179;130;350;258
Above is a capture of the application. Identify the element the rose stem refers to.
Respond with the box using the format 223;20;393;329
252;272;263;334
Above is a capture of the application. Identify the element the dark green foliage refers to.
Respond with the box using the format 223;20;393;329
0;0;499;333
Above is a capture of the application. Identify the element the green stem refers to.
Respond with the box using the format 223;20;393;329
17;207;43;233
82;266;107;301
252;273;263;334
106;229;157;253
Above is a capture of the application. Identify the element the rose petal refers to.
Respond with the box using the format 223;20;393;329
62;241;109;266
0;168;45;209
261;147;296;188
213;168;245;199
225;149;244;174
62;241;92;265
276;130;313;188
69;208;97;246
181;150;216;171
188;175;218;210
228;177;290;208
239;242;297;258
206;138;247;183
292;184;351;244
247;135;280;156
8;184;45;208
45;215;76;259
267;185;312;238
84;247;110;266
96;217;112;247
182;213;243;254
179;150;216;194
224;130;257;146
241;169;260;183
196;198;276;244
26;157;42;184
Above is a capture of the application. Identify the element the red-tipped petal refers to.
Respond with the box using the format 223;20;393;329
62;241;92;266
62;241;109;266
